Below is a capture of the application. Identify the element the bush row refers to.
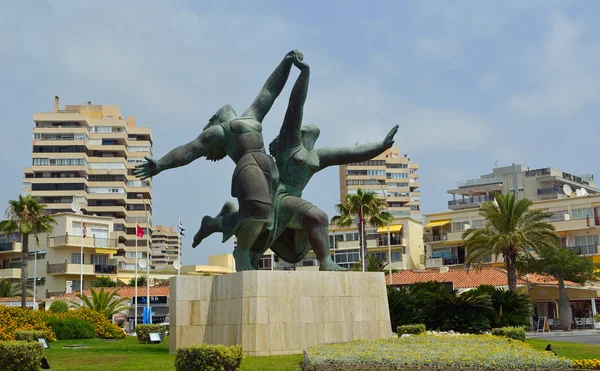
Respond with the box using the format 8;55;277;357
397;324;426;336
491;326;527;341
0;341;44;371
136;324;166;344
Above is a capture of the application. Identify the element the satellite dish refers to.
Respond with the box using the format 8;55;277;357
563;184;573;196
70;201;81;213
576;189;583;196
138;259;147;269
173;260;181;270
581;188;588;196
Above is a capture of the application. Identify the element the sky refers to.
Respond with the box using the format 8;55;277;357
1;0;600;265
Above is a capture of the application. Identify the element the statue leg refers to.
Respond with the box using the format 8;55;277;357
192;202;238;248
292;207;345;271
234;221;264;271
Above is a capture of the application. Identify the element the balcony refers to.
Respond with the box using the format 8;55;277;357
425;256;465;268
48;235;117;250
335;239;379;249
423;233;448;243
0;268;21;279
568;245;598;256
537;187;565;199
448;195;495;210
94;264;118;274
377;238;404;246
0;241;22;254
552;217;592;232
46;262;95;275
457;176;503;188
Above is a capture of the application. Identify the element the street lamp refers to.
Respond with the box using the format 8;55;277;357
137;193;151;324
373;179;392;278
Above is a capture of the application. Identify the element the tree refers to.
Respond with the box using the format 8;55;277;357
48;299;69;313
462;192;558;291
128;275;147;287
331;188;393;271
93;276;117;288
0;279;22;298
0;195;56;308
517;245;600;330
350;254;390;273
70;287;132;319
471;285;532;328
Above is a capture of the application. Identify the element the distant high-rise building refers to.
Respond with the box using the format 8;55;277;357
338;146;421;219
22;97;153;272
151;225;181;269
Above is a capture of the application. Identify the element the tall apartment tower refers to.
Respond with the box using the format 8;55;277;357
151;225;181;270
22;97;153;272
339;146;420;219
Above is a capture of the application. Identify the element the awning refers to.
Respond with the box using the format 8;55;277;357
377;225;403;233
118;278;129;284
555;231;567;236
425;219;451;228
95;248;118;254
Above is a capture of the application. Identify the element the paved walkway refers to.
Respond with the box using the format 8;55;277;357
527;330;600;345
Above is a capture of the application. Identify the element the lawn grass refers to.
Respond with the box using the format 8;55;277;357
525;338;600;360
40;336;600;370
43;337;302;371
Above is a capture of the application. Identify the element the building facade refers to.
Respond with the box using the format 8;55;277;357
151;225;181;269
423;192;600;270
448;164;598;211
339;146;421;219
0;213;119;296
22;97;153;272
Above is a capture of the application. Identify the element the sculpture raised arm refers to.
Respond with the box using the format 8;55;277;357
242;50;302;123
317;125;399;170
278;56;310;151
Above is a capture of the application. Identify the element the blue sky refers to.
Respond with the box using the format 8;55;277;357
1;1;599;265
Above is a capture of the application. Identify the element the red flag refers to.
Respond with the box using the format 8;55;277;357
136;224;145;238
82;222;87;238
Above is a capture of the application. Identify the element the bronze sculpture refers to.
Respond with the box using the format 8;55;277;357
134;50;398;271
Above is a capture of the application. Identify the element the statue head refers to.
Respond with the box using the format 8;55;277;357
268;125;320;159
203;104;237;161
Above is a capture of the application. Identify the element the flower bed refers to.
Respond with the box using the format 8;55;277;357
303;334;573;370
0;306;55;341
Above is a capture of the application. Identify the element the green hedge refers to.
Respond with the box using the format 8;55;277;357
397;324;426;336
175;344;243;371
0;341;44;371
14;330;49;342
48;300;69;313
46;317;95;340
491;326;526;341
136;324;166;344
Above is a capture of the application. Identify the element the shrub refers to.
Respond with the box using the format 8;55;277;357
50;308;125;339
46;317;95;340
397;324;426;336
491;326;527;341
572;358;600;369
0;306;55;341
14;330;49;342
175;344;244;371
136;324;166;344
0;341;44;371
48;299;69;313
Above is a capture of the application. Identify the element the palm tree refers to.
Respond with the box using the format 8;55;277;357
0;195;56;307
70;287;132;319
0;278;22;297
331;188;393;271
462;192;558;292
350;254;389;273
128;275;147;287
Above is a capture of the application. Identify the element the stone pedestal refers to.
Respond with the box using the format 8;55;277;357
169;271;392;356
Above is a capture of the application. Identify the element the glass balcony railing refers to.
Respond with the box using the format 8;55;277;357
448;195;495;207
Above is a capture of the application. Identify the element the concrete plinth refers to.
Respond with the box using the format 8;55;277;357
169;271;392;356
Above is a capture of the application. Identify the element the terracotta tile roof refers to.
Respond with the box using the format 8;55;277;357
386;268;527;289
523;273;578;287
49;286;170;300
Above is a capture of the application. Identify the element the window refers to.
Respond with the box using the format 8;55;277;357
126;252;147;259
571;208;594;220
71;253;83;264
333;249;360;269
575;235;598;247
368;170;385;176
387;173;408;179
88;187;125;194
391;251;402;262
88;162;125;170
453;221;470;232
410;205;420;211
32;158;49;166
370;252;387;261
89;126;113;133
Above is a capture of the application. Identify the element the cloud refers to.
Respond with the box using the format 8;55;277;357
509;13;600;118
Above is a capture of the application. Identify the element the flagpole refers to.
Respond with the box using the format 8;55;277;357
134;224;138;333
33;235;37;310
80;216;84;297
177;217;181;276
